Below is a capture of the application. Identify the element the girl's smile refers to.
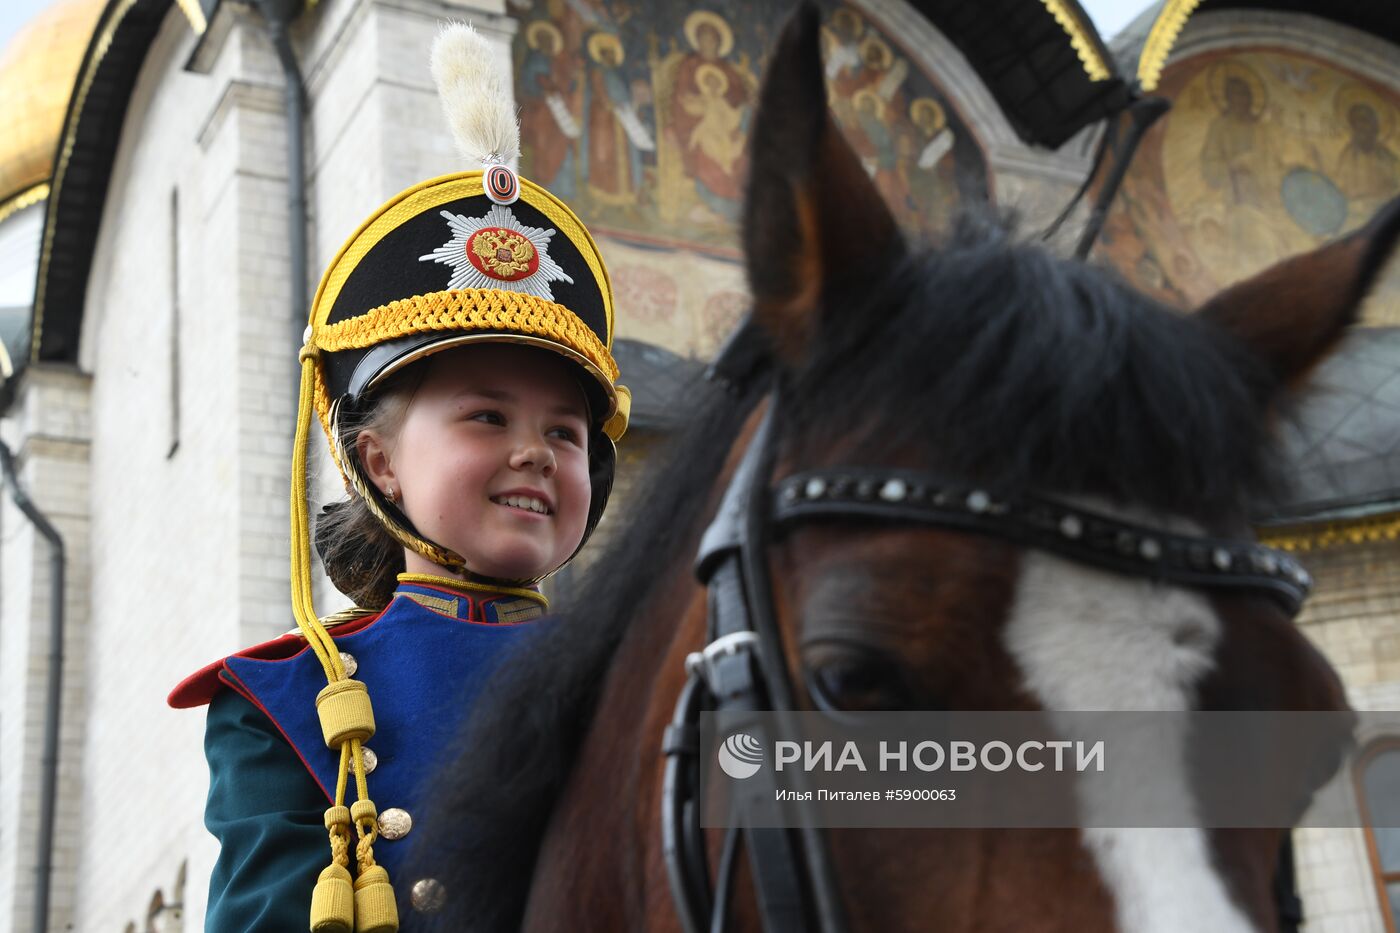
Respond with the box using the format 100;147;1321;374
358;344;593;581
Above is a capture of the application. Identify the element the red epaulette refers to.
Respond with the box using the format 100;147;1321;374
167;613;382;709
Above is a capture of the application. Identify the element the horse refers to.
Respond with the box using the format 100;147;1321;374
407;5;1400;931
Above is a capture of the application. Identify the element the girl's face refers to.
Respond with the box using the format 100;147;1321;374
359;344;593;582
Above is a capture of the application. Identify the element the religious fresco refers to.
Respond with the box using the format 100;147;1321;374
507;0;988;253
1098;48;1400;323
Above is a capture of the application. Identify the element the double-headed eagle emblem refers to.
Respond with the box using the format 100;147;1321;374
420;204;574;300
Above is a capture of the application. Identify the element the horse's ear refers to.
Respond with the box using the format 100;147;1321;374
742;1;902;367
1197;196;1400;394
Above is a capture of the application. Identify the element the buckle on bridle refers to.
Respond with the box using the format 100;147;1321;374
685;631;762;692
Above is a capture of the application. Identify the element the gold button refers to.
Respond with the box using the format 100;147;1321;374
339;652;357;676
362;747;377;773
410;878;446;913
378;807;412;840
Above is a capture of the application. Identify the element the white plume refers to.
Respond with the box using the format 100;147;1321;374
430;22;520;168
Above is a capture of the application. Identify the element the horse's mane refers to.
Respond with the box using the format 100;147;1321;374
784;213;1280;523
409;215;1281;929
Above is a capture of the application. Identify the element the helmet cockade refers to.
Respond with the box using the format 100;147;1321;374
420;205;574;298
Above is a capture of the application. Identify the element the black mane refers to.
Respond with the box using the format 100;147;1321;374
408;216;1280;929
783;215;1279;524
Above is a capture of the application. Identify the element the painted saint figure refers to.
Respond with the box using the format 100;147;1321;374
520;21;581;195
1200;67;1268;207
583;32;653;208
667;11;753;218
1335;93;1399;208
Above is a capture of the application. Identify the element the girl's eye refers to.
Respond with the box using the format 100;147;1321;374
548;426;580;444
469;410;505;426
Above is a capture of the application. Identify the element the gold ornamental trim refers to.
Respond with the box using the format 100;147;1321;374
309;288;626;443
1037;0;1113;81
310;172;615;346
0;183;49;226
174;0;207;35
1137;0;1204;92
1257;511;1400;553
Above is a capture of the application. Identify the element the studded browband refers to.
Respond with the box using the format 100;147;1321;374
771;467;1313;616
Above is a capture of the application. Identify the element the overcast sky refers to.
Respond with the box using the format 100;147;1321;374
0;0;51;56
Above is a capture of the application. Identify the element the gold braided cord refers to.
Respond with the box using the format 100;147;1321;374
0;183;48;226
397;572;549;608
316;289;617;377
1257;511;1400;553
292;352;346;682
1037;0;1113;81
327;399;468;570
299;350;396;929
1138;0;1204;92
335;744;352;807
308;173;613;344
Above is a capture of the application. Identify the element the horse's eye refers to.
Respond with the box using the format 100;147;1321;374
805;649;911;713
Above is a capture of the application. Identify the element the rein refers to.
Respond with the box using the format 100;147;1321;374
661;323;1312;933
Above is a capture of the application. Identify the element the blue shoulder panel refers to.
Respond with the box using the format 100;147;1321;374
222;594;537;877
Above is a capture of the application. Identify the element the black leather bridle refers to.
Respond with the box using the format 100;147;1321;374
660;323;1312;933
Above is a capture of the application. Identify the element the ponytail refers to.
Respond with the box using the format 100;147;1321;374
314;368;423;609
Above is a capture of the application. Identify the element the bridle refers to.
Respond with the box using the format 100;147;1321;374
661;324;1312;933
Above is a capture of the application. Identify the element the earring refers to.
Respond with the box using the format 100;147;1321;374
386;485;397;503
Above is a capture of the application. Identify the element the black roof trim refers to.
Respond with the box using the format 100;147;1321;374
32;0;174;364
1202;0;1400;47
908;0;1133;148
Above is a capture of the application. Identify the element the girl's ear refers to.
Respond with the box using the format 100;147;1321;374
356;430;397;496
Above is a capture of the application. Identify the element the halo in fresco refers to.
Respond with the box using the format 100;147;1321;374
507;0;988;251
1098;48;1400;325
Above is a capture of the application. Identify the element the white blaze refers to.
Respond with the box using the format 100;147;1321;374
1003;548;1257;933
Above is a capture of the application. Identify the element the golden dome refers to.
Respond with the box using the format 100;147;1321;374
0;0;107;207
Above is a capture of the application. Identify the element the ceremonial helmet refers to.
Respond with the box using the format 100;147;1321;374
286;25;626;932
292;24;628;596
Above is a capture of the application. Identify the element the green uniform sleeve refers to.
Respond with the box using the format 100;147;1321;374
203;688;328;932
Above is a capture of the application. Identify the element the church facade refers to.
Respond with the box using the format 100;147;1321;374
0;0;1396;929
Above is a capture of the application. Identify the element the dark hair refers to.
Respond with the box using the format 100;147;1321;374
314;370;424;608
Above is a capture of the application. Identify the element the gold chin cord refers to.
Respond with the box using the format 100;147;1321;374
294;342;399;933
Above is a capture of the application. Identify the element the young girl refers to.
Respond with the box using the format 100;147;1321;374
168;25;629;932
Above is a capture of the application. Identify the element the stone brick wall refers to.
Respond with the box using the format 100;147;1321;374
0;366;92;933
1294;537;1400;932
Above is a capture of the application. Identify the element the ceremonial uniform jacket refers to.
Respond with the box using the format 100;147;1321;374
170;579;545;931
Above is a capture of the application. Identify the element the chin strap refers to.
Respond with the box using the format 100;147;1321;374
295;342;399;933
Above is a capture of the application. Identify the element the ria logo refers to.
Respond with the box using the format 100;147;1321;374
718;733;764;779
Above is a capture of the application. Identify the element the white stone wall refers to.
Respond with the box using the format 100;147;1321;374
43;0;508;929
0;366;92;933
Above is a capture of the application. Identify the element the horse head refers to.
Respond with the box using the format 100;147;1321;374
411;5;1400;931
716;4;1400;931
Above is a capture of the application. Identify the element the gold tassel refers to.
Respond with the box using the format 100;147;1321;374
310;864;355;932
353;865;398;933
351;795;398;932
310;805;355;932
